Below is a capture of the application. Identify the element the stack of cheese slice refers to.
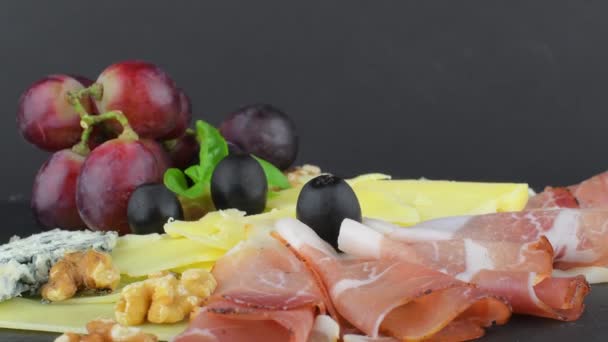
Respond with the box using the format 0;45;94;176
268;174;530;225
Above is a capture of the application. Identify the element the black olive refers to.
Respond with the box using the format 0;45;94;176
296;174;362;248
210;154;268;215
127;183;184;234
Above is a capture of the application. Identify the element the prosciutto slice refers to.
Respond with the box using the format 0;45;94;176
275;218;511;341
175;302;316;342
339;219;587;321
568;171;608;208
339;219;554;281
367;209;608;270
526;171;608;209
525;187;579;210
173;235;329;342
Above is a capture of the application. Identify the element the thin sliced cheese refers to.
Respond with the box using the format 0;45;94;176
57;277;142;305
114;234;164;249
352;188;420;225
164;209;292;250
111;236;224;277
0;298;185;341
58;292;121;305
164;210;247;250
170;261;215;274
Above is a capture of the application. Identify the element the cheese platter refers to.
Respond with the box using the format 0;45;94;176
3;61;608;341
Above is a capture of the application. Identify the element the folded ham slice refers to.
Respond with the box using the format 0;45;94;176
525;187;579;210
275;218;511;341
526;171;608;210
568;171;608;208
339;219;588;321
359;210;595;321
173;234;330;342
175;301;316;342
367;209;608;270
339;219;554;281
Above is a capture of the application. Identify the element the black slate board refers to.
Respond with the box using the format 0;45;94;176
1;201;607;341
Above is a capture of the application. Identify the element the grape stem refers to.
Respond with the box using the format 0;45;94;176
87;83;104;101
68;83;138;156
71;125;94;156
66;89;91;119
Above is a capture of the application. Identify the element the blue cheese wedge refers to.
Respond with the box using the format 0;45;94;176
0;229;118;302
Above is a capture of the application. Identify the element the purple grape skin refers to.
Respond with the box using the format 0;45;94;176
164;133;199;169
17;75;95;151
76;139;168;235
219;104;298;170
31;149;87;230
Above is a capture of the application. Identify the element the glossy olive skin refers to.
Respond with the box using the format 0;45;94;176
210;154;267;215
127;183;184;234
296;175;362;248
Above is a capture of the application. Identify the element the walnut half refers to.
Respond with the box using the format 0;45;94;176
55;319;157;342
115;268;217;326
42;250;121;302
285;164;322;187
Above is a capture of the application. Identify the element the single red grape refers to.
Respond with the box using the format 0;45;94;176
17;75;95;151
161;89;192;140
76;138;168;234
141;138;172;170
163;133;199;169
219;104;298;170
31;149;86;230
94;61;181;139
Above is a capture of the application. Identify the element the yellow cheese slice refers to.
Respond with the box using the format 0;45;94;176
170;261;215;273
352;179;529;223
58;292;122;305
267;174;528;226
111;235;224;277
164;209;293;249
0;298;185;341
346;173;392;184
268;174;419;225
351;188;421;225
57;275;149;305
164;210;246;250
114;233;164;249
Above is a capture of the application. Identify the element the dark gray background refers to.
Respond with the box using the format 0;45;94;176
1;0;607;198
2;1;608;339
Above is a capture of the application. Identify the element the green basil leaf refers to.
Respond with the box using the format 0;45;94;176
165;120;292;204
179;182;207;199
252;155;291;190
164;168;188;194
184;165;203;182
165;120;229;200
164;168;205;199
196;120;229;183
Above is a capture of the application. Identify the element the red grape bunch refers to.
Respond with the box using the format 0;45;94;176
18;61;197;234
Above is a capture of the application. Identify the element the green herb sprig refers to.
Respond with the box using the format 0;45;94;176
164;120;290;199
